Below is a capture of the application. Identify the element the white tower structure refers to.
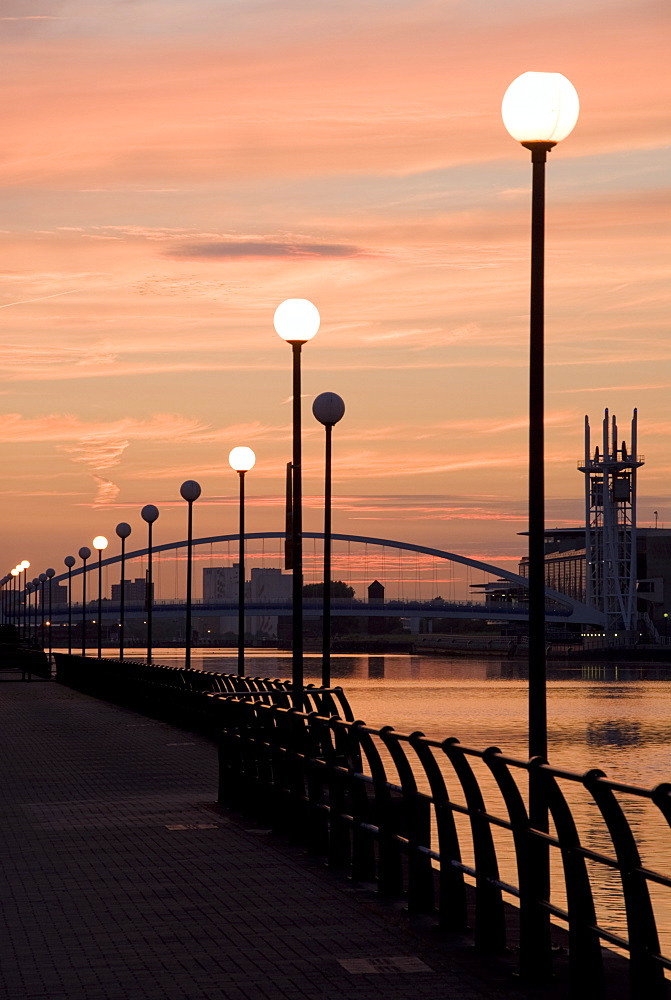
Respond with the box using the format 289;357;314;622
579;409;643;633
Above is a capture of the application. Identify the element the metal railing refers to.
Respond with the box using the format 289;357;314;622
54;654;671;996
53;653;353;732
215;697;671;998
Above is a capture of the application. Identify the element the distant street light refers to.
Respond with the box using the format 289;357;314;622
25;582;34;643
78;547;91;655
141;505;159;665
31;578;40;641
10;568;19;634
502;71;579;762
115;522;132;660
39;573;47;647
19;561;30;640
229;448;256;677
312;392;346;688
64;556;76;653
179;481;201;671
93;536;108;658
274;298;320;703
46;568;55;659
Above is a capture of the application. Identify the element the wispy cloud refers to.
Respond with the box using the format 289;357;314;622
165;239;368;259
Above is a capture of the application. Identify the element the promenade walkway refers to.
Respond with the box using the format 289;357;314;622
0;678;544;1000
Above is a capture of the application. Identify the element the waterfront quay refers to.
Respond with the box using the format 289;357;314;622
0;674;548;1000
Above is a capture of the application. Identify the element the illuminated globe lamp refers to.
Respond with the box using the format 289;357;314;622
273;298;321;345
502;72;579;150
229;447;256;677
93;536;108;658
274;298;320;703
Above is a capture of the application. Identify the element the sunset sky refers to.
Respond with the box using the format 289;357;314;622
1;0;669;586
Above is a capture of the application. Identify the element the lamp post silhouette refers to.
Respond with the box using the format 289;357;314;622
115;523;131;661
31;578;39;641
39;572;47;647
312;392;345;688
93;536;108;658
502;71;579;984
141;505;159;665
229;449;255;677
179;481;201;671
25;582;34;642
274;298;320;703
78;547;91;655
502;72;579;763
64;556;76;654
10;568;19;634
19;560;30;640
46;568;55;658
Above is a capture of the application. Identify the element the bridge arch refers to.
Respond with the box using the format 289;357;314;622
48;530;605;626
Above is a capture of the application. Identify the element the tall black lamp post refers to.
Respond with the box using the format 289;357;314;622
78;547;91;655
92;536;108;658
502;72;579;763
228;449;256;677
25;582;34;642
141;504;159;665
31;578;40;641
10;568;19;634
502;71;579;985
64;556;75;653
274;298;320;704
179;481;201;670
45;568;55;658
115;522;131;660
39;572;48;648
312;392;345;688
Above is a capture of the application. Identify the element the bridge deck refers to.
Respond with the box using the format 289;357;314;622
0;674;542;1000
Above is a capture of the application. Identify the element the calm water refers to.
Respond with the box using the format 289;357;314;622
95;648;671;953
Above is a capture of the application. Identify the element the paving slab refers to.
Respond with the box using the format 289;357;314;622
0;679;541;1000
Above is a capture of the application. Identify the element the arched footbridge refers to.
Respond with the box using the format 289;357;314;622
45;531;605;626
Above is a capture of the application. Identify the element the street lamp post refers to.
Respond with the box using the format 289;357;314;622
39;573;47;647
78;547;91;656
502;71;579;985
312;392;345;688
64;556;76;654
20;561;30;640
179;482;201;671
115;523;131;660
141;505;159;665
229;449;256;677
502;72;579;763
92;536;108;658
25;582;33;643
10;568;19;634
274;298;320;704
46;568;55;658
31;578;39;642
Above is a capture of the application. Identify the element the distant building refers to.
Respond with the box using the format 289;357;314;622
202;565;292;638
111;578;153;603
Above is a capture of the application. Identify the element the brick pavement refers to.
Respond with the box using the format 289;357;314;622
0;679;540;1000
